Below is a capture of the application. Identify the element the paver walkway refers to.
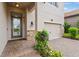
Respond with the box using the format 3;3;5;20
49;38;79;57
1;39;40;57
2;38;79;57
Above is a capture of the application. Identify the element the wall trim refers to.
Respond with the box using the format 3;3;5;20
44;21;62;25
64;14;79;19
35;2;37;31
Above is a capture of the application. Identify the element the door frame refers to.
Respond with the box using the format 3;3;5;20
11;12;23;38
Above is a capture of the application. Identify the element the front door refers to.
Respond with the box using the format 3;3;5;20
11;12;22;38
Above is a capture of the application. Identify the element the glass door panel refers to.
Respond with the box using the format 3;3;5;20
12;17;22;38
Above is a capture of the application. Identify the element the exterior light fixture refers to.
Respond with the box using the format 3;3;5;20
31;21;33;26
16;3;20;7
43;2;45;4
51;19;53;21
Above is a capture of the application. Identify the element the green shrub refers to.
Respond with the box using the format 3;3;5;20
75;34;79;40
68;27;78;38
63;33;71;38
35;30;48;49
37;46;62;57
34;30;62;57
35;30;48;41
76;20;79;28
48;50;62;57
34;30;49;51
78;29;79;34
64;22;71;33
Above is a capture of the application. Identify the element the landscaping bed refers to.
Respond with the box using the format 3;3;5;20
64;22;79;40
63;33;79;40
34;30;62;57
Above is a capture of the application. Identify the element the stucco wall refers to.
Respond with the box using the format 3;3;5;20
26;5;36;40
65;16;79;27
37;2;64;31
0;3;8;55
27;7;35;30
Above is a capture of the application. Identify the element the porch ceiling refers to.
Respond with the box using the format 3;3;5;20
6;2;35;10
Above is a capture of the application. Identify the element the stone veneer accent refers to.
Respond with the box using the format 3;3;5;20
27;30;36;40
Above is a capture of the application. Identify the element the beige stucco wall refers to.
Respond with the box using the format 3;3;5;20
37;2;64;31
0;3;8;55
27;7;35;31
65;16;79;27
26;5;36;40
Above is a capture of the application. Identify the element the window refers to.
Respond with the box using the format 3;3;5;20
48;2;58;7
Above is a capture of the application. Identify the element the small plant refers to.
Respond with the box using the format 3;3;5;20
63;33;71;38
35;30;48;49
64;22;71;33
78;29;79;34
34;30;48;51
68;27;78;38
75;34;79;40
76;20;79;28
34;30;62;57
48;50;62;57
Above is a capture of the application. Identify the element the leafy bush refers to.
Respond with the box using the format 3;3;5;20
35;30;48;41
37;46;62;57
63;33;71;38
34;30;62;57
76;20;79;28
75;34;79;40
78;29;79;34
48;50;62;57
35;30;48;50
68;27;78;38
64;22;71;33
34;30;48;52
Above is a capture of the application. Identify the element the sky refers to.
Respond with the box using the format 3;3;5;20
64;2;79;12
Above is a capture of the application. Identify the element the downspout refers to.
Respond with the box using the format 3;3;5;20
35;2;37;31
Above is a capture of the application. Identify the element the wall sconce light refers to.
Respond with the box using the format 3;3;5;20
51;19;53;21
43;2;46;4
31;21;33;26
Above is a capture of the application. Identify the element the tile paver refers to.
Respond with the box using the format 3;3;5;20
1;39;40;57
2;37;79;57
